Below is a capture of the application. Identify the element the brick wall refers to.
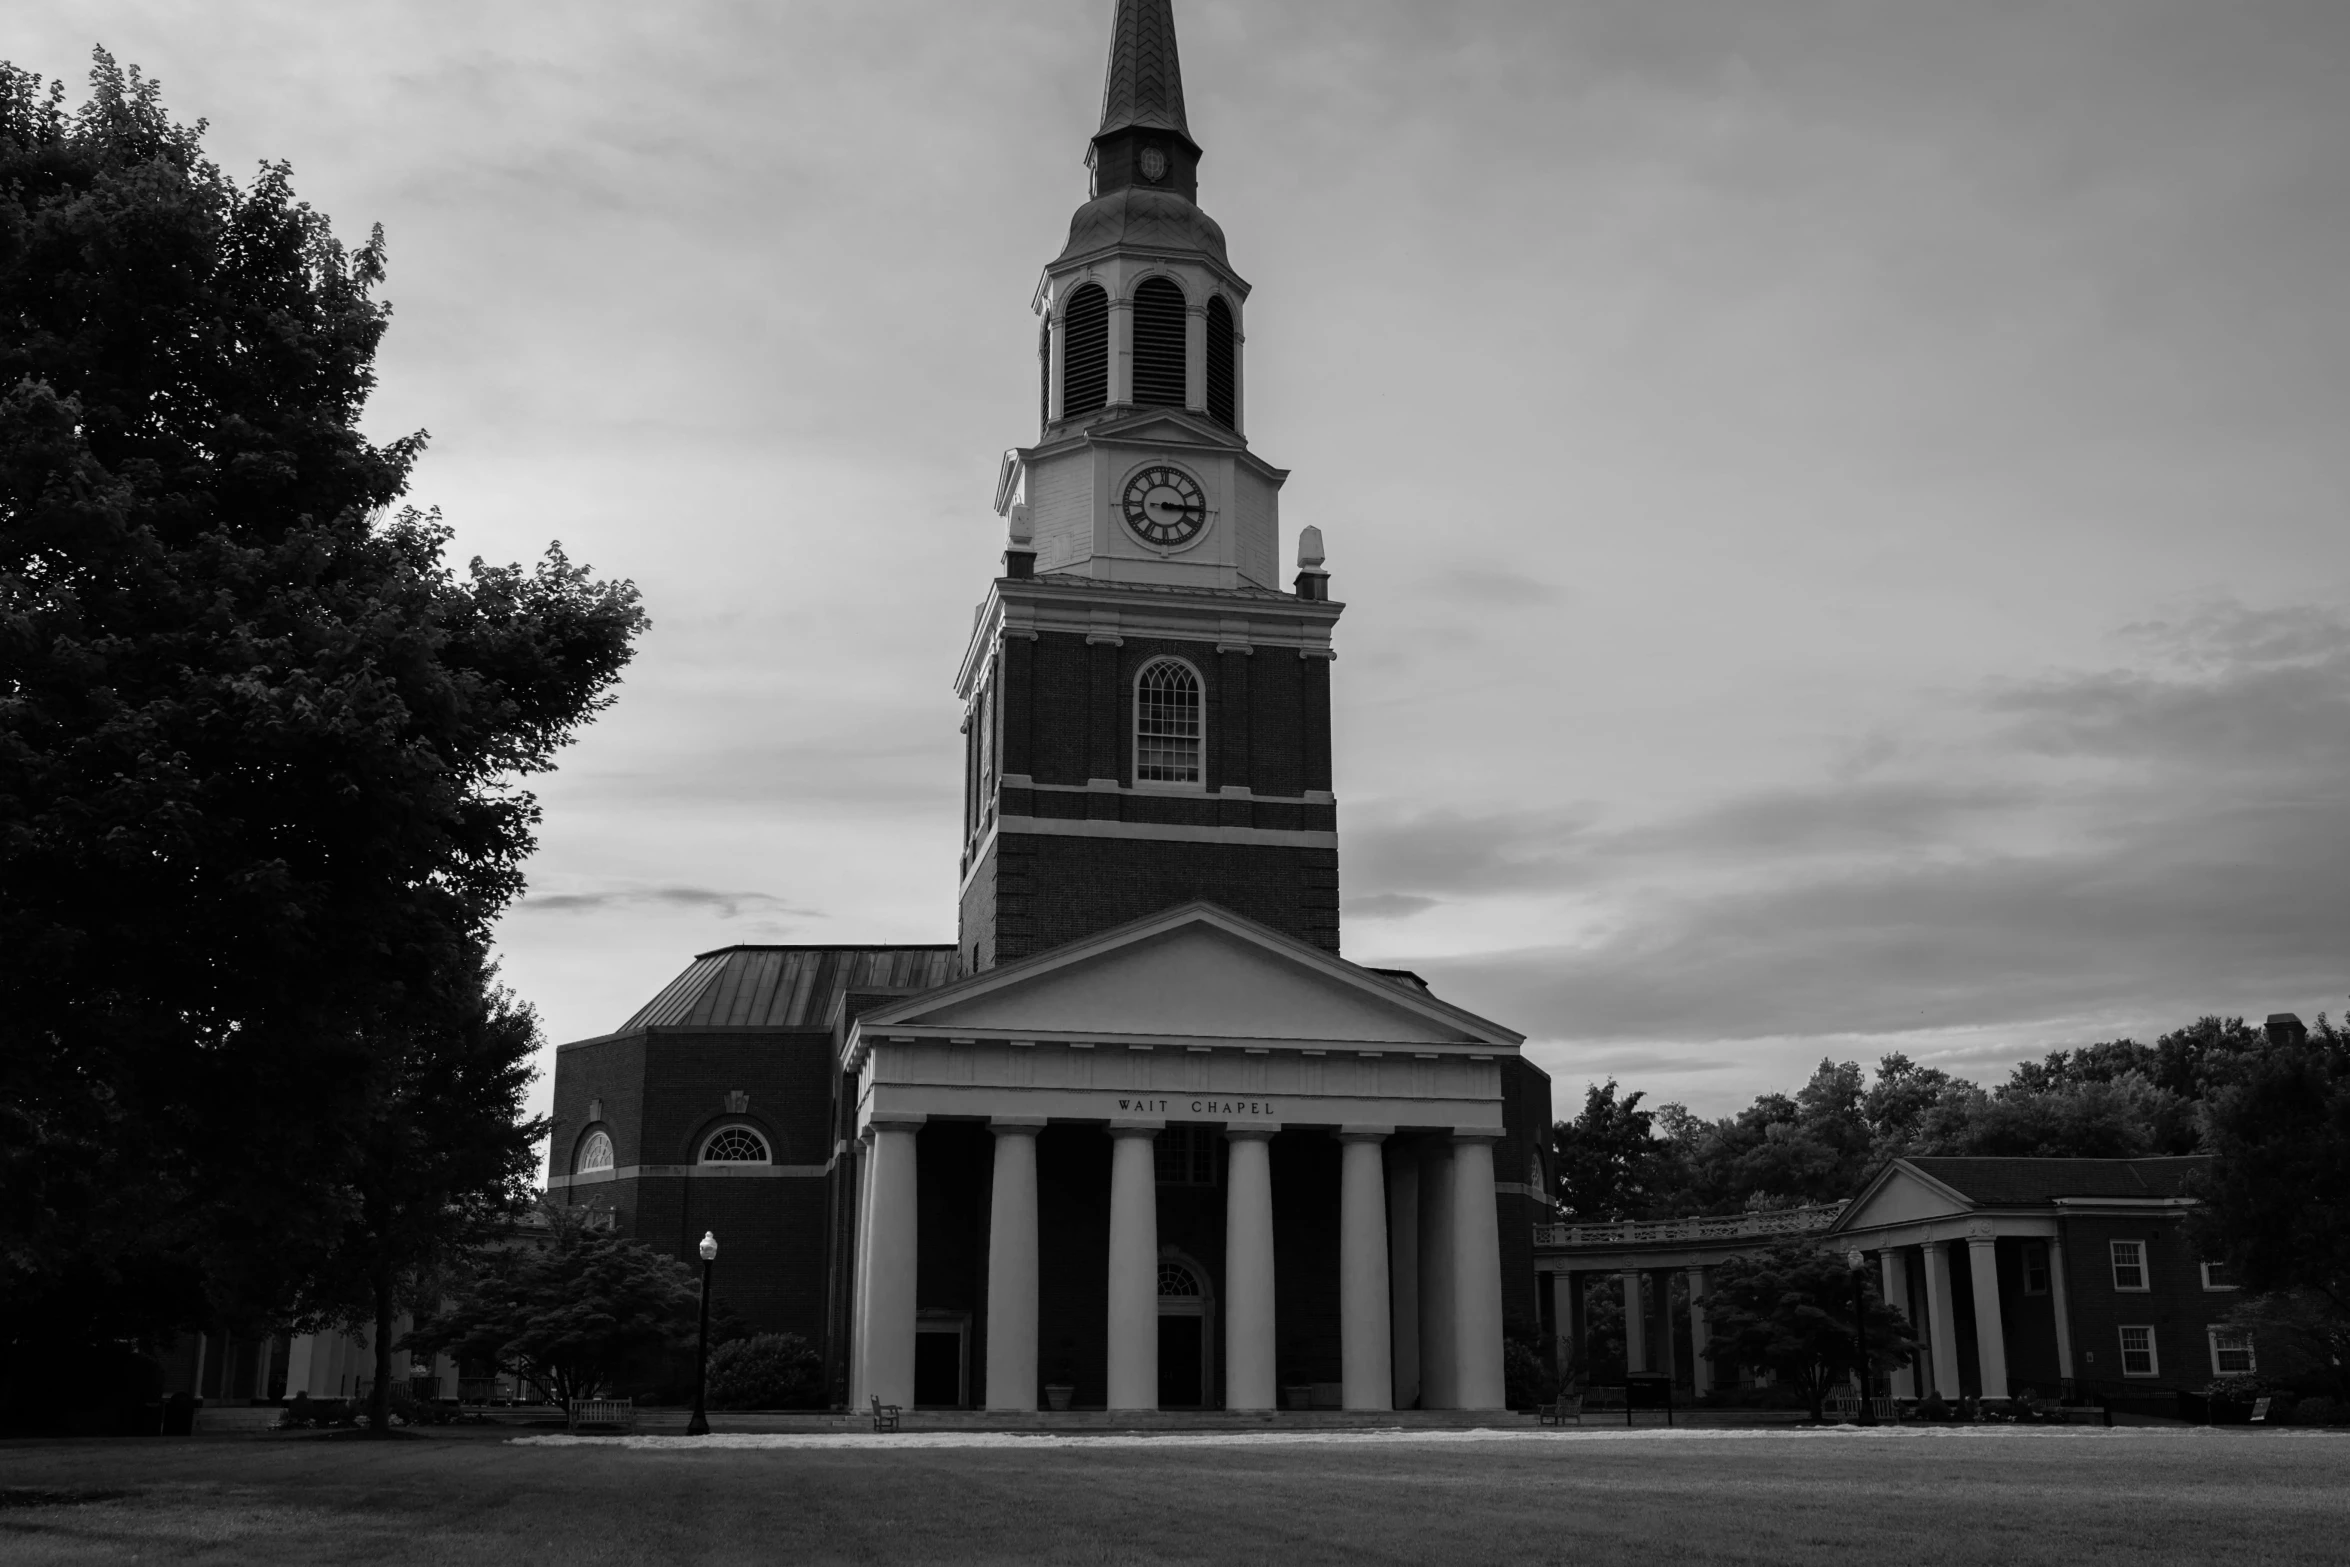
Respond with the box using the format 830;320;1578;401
2061;1212;2239;1396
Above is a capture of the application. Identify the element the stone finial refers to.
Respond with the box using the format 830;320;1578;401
724;1089;750;1114
1297;525;1325;569
1008;502;1034;545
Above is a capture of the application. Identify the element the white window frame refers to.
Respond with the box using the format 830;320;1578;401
2199;1260;2237;1291
2118;1325;2159;1378
2110;1239;2149;1292
2021;1239;2051;1296
574;1129;615;1175
1132;656;1206;791
2207;1327;2256;1377
697;1123;773;1165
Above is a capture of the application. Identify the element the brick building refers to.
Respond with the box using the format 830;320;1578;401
541;0;1552;1416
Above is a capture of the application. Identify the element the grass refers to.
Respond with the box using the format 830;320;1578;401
1;1426;2342;1565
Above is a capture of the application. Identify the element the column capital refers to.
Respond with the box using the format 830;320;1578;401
989;1117;1049;1134
1448;1129;1505;1146
1108;1119;1163;1136
867;1113;928;1134
1224;1124;1279;1143
1335;1125;1393;1143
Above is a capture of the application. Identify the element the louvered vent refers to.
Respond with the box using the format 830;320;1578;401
1205;296;1236;427
1063;284;1109;416
1132;277;1187;408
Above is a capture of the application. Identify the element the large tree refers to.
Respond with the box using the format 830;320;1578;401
1702;1241;1918;1422
0;55;646;1349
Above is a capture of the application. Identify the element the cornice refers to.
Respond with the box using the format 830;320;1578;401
957;577;1343;695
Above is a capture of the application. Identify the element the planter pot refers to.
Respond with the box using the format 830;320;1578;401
1044;1385;1075;1412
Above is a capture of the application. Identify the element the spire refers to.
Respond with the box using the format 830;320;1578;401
1097;0;1191;142
1087;1;1202;201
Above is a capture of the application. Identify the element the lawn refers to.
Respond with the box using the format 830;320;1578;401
1;1426;2341;1565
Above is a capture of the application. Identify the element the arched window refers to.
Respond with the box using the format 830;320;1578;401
1205;296;1236;427
1134;659;1202;785
699;1125;771;1164
1062;284;1109;417
1131;277;1187;408
1158;1260;1204;1298
575;1130;614;1175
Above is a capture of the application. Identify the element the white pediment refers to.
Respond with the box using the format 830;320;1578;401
1837;1164;1974;1231
861;906;1515;1050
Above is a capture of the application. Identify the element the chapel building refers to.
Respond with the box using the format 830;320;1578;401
547;0;1554;1415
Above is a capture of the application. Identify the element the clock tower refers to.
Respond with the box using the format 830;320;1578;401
957;0;1341;972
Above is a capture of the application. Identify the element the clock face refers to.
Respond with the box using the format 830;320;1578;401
1121;465;1207;547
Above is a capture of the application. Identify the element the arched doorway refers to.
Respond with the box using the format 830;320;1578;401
1157;1250;1216;1408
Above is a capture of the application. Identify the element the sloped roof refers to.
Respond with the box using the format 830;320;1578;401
1056;186;1228;267
1098;0;1189;140
1903;1156;2209;1204
619;945;957;1033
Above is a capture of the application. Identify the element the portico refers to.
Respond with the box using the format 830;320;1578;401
842;903;1522;1414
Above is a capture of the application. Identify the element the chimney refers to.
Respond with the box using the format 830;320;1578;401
2265;1013;2308;1047
1293;524;1329;601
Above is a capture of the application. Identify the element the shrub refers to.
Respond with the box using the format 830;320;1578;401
2289;1395;2340;1426
705;1334;823;1410
1503;1333;1561;1410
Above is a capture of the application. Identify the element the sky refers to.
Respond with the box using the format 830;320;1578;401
17;0;2349;1122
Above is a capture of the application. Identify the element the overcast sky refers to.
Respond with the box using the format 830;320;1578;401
19;1;2349;1121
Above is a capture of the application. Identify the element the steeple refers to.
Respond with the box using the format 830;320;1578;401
1089;0;1201;203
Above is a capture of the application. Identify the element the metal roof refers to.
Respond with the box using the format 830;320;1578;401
1903;1155;2209;1205
1097;0;1189;141
618;946;958;1033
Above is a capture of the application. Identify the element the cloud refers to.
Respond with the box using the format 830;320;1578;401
518;885;822;921
1347;892;1441;920
1378;599;2350;1047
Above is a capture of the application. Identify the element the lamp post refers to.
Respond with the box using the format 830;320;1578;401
1844;1247;1879;1427
687;1230;718;1436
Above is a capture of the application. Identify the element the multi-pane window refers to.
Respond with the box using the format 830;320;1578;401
1135;659;1203;784
2110;1239;2148;1291
2201;1261;2236;1291
2119;1326;2159;1377
1154;1125;1217;1186
700;1125;771;1164
574;1130;614;1174
2022;1240;2051;1296
2208;1329;2256;1376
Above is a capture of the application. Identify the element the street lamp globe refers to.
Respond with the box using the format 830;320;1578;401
1845;1248;1864;1271
699;1231;719;1263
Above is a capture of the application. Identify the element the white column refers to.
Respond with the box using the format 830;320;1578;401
1230;321;1246;436
2048;1235;2077;1385
1686;1268;1712;1398
1653;1271;1677;1383
848;1130;874;1408
1338;1129;1394;1412
985;1119;1044;1413
1047;296;1066;421
1415;1138;1458;1409
1550;1272;1578;1384
1880;1249;1915;1398
1922;1240;1961;1398
1620;1271;1647;1374
1386;1149;1420;1409
1967;1234;2010;1400
285;1334;317;1400
1185;303;1207;412
1108;295;1134;406
863;1117;922;1410
1224;1128;1278;1412
1106;1124;1160;1411
1450;1133;1507;1411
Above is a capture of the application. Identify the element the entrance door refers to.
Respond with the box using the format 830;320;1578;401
914;1323;966;1408
1159;1317;1204;1408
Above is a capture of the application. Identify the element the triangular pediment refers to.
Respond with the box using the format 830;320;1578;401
1831;1161;1977;1232
1089;409;1243;451
857;904;1517;1049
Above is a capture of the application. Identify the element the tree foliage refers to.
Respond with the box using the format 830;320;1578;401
705;1332;825;1411
0;54;646;1345
404;1202;700;1406
1701;1242;1919;1422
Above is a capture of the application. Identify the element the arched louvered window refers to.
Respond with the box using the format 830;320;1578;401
1132;277;1188;409
1062;284;1109;417
1038;319;1051;430
1134;658;1203;785
1205;296;1236;427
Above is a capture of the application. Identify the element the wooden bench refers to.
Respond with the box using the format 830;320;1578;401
869;1395;902;1433
566;1398;637;1434
1537;1392;1584;1427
